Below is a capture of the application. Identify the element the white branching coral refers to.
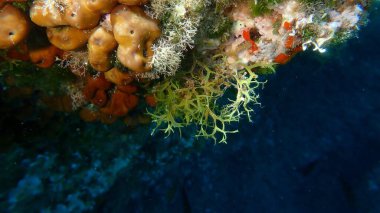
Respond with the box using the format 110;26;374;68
149;39;182;76
65;83;86;110
169;17;200;50
147;0;210;76
147;0;171;19
58;50;89;77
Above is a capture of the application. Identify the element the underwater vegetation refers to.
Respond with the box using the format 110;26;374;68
0;0;372;143
0;0;378;212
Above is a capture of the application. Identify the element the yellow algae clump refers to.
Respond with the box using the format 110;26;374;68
63;0;102;30
111;5;161;73
104;67;134;86
30;0;117;29
29;0;68;27
88;26;118;72
0;4;29;49
47;26;93;51
28;0;161;75
85;0;118;13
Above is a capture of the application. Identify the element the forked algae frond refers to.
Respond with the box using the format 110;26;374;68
149;56;266;143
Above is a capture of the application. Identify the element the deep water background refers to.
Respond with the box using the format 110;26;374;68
168;9;380;213
1;6;380;213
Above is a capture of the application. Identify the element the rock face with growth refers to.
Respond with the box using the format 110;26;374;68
0;0;371;143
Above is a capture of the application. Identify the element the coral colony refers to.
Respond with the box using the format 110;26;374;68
0;0;370;142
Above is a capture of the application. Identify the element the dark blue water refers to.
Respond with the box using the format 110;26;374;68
95;9;380;213
176;10;380;213
1;6;380;213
